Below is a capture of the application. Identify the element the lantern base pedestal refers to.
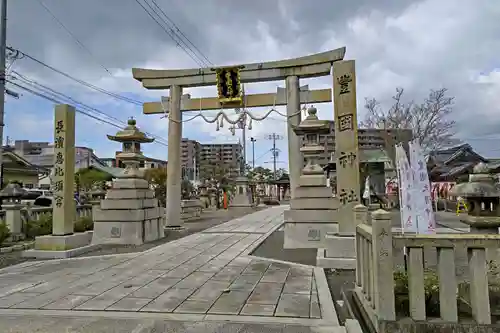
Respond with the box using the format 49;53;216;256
22;231;97;259
460;216;500;233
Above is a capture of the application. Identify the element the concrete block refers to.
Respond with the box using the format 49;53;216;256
92;219;161;245
325;234;356;259
316;248;356;269
283;222;339;249
33;231;93;251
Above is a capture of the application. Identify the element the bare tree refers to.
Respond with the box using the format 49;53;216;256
361;87;459;151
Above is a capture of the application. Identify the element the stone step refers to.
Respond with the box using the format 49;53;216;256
295;186;333;199
291;198;341;210
298;175;327;187
106;188;155;200
94;206;162;222
284;209;338;223
100;198;159;210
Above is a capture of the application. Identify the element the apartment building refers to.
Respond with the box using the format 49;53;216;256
12;140;105;170
199;143;243;178
181;138;201;180
304;121;413;166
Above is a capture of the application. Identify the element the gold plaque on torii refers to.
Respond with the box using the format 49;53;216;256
215;66;243;105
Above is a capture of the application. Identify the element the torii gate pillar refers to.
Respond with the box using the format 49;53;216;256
166;85;183;228
286;76;301;198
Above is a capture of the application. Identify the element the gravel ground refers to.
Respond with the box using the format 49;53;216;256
0;207;263;270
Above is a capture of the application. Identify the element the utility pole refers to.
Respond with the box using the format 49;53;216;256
250;137;256;169
265;133;283;180
0;0;7;188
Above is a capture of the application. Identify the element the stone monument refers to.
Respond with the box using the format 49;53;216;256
451;162;500;234
92;118;163;245
322;60;361;269
230;176;253;207
283;106;340;250
25;105;96;258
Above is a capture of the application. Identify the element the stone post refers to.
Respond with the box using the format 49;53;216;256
333;60;360;233
370;209;396;321
166;85;183;228
286;75;302;199
4;204;22;236
52;104;76;235
353;204;368;226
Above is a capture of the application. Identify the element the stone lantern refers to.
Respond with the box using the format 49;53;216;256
450;162;500;234
293;106;331;175
107;117;155;178
88;184;106;206
92;118;163;245
198;183;210;208
283;106;340;251
0;181;27;239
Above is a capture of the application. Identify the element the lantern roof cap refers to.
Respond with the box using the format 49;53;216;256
107;117;155;143
292;106;330;135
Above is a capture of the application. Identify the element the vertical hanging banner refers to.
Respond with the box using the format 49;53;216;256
409;140;436;234
395;144;417;233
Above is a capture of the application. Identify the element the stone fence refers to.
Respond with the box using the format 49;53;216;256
354;208;500;332
0;204;93;223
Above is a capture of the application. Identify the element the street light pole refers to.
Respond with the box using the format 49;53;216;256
250;137;256;169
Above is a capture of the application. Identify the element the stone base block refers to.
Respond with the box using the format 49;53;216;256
321;234;356;269
291;197;340;210
112;178;149;189
22;231;97;259
298;174;327;187
284;209;337;223
94;207;161;222
105;188;155;200
230;194;252;207
316;248;356;270
92;219;163;246
283;222;339;249
295;186;333;198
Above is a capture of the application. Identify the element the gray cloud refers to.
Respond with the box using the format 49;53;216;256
5;0;500;160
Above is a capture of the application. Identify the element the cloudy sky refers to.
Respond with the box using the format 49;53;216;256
5;0;500;169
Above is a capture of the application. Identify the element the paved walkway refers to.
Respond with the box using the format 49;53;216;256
0;206;343;332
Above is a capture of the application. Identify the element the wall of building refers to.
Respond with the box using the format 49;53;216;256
4;171;39;188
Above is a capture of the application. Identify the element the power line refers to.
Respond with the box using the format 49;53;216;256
34;0;112;76
149;0;213;66
6;78;170;147
133;0;207;67
11;72;128;127
7;46;143;106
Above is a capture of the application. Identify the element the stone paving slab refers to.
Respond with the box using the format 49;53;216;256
0;313;346;332
0;206;341;331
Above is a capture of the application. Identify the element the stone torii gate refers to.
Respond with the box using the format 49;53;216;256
132;47;354;228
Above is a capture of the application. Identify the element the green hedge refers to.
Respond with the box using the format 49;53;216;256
0;222;11;246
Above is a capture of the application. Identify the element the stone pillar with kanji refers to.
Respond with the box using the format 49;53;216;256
52;104;76;235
